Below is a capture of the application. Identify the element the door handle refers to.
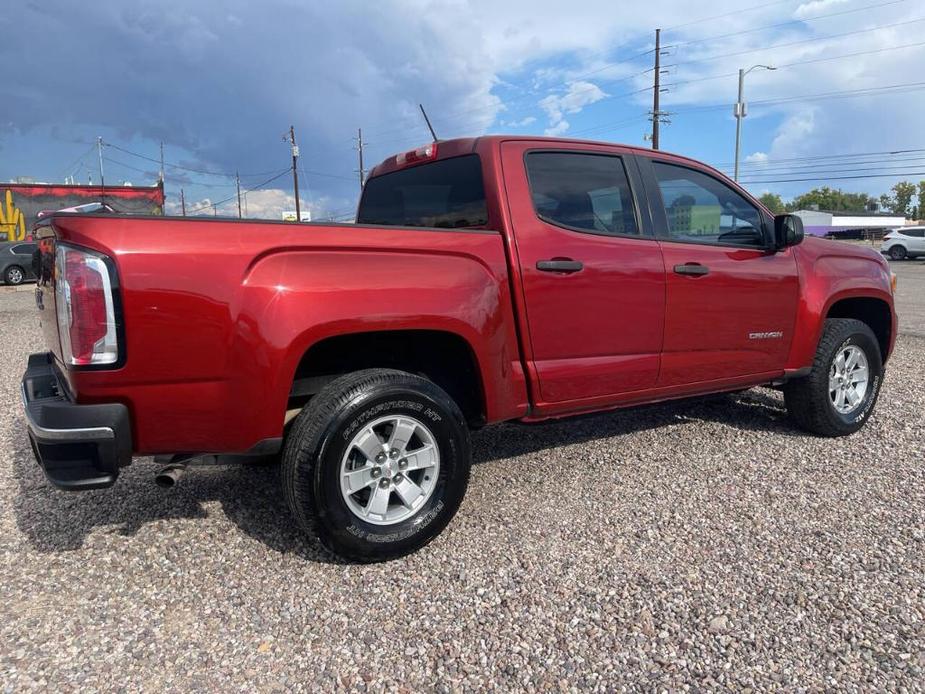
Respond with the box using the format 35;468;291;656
673;263;709;277
536;259;584;273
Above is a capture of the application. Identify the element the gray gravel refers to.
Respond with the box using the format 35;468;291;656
1;285;924;691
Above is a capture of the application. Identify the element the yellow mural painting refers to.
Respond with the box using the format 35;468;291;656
0;189;26;242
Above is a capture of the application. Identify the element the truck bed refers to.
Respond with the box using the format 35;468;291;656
34;214;529;454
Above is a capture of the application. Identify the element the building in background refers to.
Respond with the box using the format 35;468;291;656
792;208;907;238
282;209;312;222
0;182;165;241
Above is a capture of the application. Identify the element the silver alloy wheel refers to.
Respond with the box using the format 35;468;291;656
339;414;440;526
7;267;23;284
829;344;869;414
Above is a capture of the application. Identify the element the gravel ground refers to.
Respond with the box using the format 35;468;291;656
1;286;923;691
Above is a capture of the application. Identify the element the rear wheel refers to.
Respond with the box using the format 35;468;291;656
889;245;907;260
783;318;883;436
282;368;471;562
4;265;25;285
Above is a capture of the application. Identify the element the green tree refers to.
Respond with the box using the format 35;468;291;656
758;192;785;214
788;187;873;212
889;181;916;216
917;181;925;221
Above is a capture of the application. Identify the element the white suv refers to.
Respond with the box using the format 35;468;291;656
881;226;925;260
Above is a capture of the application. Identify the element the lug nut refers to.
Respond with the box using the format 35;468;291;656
394;473;403;483
398;458;408;469
379;478;390;488
389;448;400;459
370;467;382;479
375;453;387;464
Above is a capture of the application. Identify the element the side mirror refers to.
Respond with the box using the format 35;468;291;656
774;214;804;250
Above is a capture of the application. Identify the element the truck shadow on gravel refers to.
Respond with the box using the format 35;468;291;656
11;388;793;559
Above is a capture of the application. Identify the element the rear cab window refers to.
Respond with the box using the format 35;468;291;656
357;155;488;229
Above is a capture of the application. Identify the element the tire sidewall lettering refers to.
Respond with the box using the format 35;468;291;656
320;390;463;551
830;334;882;427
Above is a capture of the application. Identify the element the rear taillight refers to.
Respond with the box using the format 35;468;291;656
55;244;119;366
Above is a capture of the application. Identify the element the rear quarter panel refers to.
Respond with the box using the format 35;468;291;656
49;216;527;454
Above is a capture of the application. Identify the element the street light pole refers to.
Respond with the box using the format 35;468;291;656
734;64;776;182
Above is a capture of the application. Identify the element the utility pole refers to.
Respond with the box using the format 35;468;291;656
159;141;165;183
355;128;366;191
236;171;243;218
289;125;301;221
97;136;105;202
651;29;661;150
733;64;776;182
180;188;186;216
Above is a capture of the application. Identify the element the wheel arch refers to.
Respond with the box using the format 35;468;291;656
825;295;894;364
287;329;488;427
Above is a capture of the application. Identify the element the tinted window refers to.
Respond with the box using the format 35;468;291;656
653;161;765;247
904;229;925;238
12;243;36;255
357;155;488;228
525;152;638;236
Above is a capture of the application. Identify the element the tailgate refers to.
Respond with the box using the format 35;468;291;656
33;224;62;363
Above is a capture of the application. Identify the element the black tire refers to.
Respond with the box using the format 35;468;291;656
4;265;25;285
889;245;907;261
282;368;471;562
783;318;884;437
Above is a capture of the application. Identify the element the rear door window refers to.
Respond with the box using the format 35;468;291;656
357;155;488;228
524;152;639;236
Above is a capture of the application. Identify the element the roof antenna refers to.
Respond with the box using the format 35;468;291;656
419;104;438;142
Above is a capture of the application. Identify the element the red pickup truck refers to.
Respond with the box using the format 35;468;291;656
22;136;897;561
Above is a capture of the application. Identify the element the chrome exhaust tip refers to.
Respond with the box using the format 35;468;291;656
155;464;186;488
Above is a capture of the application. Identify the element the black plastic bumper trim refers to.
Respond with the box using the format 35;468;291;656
21;352;132;491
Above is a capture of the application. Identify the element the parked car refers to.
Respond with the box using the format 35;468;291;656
21;136;897;562
0;241;37;285
880;226;925;260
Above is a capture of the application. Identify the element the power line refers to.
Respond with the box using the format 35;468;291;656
725;154;925;174
670;0;908;49
185;168;290;215
103;156;239;189
105;141;309;179
739;163;925;179
741;170;925;184
715;147;925;169
665;0;798;30
661;40;925;94
60;143;98;181
665;16;925;71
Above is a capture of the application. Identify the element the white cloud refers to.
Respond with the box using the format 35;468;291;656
745;152;769;164
794;0;849;20
504;116;537;127
5;0;925;202
165;188;351;221
539;81;607;135
544;120;571;136
769;109;817;157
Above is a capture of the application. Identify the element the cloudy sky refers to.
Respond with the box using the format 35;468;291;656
1;0;923;218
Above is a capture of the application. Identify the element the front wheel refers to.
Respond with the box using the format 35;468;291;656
784;318;884;436
282;369;471;562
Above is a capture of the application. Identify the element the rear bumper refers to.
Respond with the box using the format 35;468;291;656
21;352;132;490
